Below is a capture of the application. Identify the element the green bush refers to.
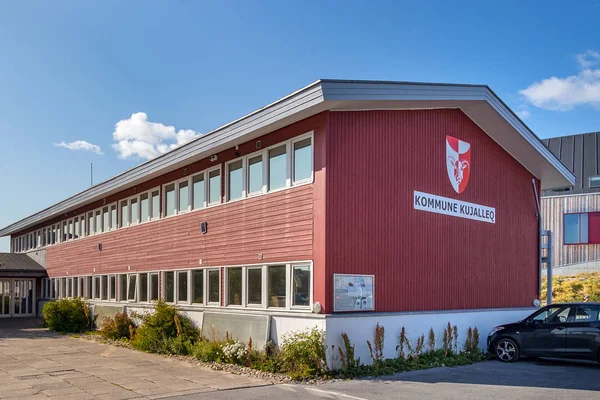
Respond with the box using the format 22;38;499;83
99;312;136;340
131;300;199;355
279;327;328;380
192;339;225;362
43;298;92;333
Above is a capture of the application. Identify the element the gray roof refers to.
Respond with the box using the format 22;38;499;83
0;253;46;276
542;131;600;196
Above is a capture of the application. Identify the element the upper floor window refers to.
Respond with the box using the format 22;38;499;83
590;176;600;188
293;137;312;183
227;160;244;201
564;213;589;244
209;168;221;205
268;145;287;191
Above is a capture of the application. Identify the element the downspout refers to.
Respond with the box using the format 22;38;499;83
532;179;543;300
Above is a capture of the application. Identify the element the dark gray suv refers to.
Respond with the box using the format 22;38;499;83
487;303;600;363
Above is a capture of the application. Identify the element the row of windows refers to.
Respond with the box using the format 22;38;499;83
41;263;312;310
13;133;313;253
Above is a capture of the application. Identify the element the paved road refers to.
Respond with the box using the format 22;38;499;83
0;319;267;400
170;358;600;400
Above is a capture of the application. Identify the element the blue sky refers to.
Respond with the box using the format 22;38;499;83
1;0;599;251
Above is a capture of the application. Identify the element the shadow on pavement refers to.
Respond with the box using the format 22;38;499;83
358;359;600;392
0;317;58;339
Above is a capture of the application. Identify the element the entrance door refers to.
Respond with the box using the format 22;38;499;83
0;278;36;317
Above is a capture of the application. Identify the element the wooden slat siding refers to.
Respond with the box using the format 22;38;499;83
542;193;600;267
46;184;314;277
12;113;329;238
326;109;539;312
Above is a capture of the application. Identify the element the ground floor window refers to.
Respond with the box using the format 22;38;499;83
268;265;286;308
150;273;159;301
127;274;137;301
247;268;262;306
109;275;116;300
208;269;220;304
139;273;148;302
101;275;108;300
163;271;174;303
119;274;127;301
192;270;203;304
177;271;188;303
227;267;242;306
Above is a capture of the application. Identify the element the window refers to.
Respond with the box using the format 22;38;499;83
110;206;117;230
247;268;262;306
61;278;67;299
178;271;188;303
575;307;600;321
119;274;127;301
139;273;148;302
101;275;108;300
120;200;129;228
268;265;286;307
140;193;149;223
564;213;589;244
95;211;101;234
209;169;221;205
88;212;95;235
292;265;311;307
94;276;101;299
164;271;174;303
227;268;242;306
66;278;72;298
68;220;73;241
179;180;189;213
102;207;109;232
227;160;244;201
293;137;312;183
149;273;159;301
109;275;116;300
192;270;203;304
208;269;220;304
247;155;263;195
268;145;287;191
165;183;176;217
62;222;68;241
130;198;139;226
590;176;600;188
532;306;571;323
151;190;160;219
127;274;137;301
192;174;205;210
85;276;92;299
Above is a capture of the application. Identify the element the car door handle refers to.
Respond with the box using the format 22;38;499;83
556;326;566;330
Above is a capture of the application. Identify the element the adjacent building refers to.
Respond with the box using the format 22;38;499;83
0;80;574;360
542;131;600;276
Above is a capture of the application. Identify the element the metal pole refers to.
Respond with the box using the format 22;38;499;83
546;231;553;304
532;179;542;299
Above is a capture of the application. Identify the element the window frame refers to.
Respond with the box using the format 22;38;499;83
176;270;190;304
564;212;590;245
226;158;245;202
224;267;244;307
207;165;222;206
206;268;221;306
245;266;264;308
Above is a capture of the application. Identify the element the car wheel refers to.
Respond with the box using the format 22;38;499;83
495;338;520;362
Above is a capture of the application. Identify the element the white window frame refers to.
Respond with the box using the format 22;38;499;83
126;273;138;302
290;263;313;310
207;165;222;206
191;172;207;211
149;272;160;302
224;267;245;307
206;268;221;306
163;182;177;218
245;266;264;308
190;269;205;305
246;150;266;197
175;270;191;304
225;159;246;202
176;178;192;215
162;271;176;303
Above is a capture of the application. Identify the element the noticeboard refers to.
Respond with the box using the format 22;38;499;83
333;274;374;312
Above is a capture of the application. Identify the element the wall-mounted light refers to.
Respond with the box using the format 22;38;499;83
256;140;262;149
209;154;218;162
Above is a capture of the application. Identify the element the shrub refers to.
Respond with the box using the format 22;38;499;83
222;341;247;364
542;273;600;303
279;327;327;380
132;300;199;355
192;339;224;362
337;332;361;377
43;298;92;333
99;312;136;340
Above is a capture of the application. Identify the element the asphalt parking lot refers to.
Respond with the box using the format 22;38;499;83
183;358;600;400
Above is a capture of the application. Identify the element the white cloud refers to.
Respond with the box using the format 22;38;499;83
516;109;531;119
519;50;600;111
576;50;600;68
112;112;201;160
54;140;103;155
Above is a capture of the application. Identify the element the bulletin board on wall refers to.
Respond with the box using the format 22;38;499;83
333;274;374;312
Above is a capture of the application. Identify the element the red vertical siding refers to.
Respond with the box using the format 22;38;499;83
326;110;539;312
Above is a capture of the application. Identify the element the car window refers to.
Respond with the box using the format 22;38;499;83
532;307;562;322
532;306;572;323
574;307;600;322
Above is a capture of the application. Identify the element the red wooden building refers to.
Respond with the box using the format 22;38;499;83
0;80;574;360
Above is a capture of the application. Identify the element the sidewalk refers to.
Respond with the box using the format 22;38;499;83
0;319;269;400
